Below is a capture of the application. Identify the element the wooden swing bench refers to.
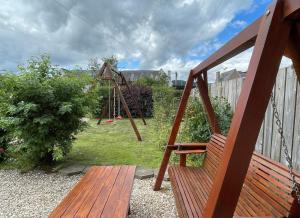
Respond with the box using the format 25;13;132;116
169;134;300;217
50;165;136;218
154;0;300;217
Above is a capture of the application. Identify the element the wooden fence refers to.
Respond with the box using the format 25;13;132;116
207;66;300;170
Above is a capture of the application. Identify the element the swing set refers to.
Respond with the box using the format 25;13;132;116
154;0;300;217
96;62;146;141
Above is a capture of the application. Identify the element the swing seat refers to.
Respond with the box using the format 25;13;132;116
116;115;123;120
169;134;300;218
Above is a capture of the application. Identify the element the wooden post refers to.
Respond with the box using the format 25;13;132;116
122;74;147;125
287;24;300;218
113;80;142;141
285;23;300;82
97;97;109;125
196;71;221;134
289;193;300;218
204;1;292;217
179;154;187;167
153;71;194;191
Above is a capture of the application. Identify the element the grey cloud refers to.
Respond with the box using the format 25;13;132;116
0;0;253;72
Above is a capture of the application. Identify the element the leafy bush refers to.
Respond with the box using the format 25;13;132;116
182;96;233;142
152;86;182;150
135;72;169;87
0;74;16;161
182;96;233;166
2;55;89;165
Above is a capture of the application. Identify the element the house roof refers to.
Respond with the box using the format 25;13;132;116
120;69;165;81
216;69;246;82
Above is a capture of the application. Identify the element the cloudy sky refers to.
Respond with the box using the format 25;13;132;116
0;0;292;80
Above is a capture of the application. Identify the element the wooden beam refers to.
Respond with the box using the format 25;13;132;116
179;154;187;167
113;79;142;141
167;72;194;145
153;71;194;191
285;23;300;83
97;97;109;125
284;0;300;20
192;0;300;77
196;72;220;134
193;17;261;76
204;1;291;217
122;74;147;125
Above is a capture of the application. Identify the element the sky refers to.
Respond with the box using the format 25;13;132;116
0;0;292;81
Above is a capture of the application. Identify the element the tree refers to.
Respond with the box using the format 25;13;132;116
102;55;118;70
135;71;169;87
88;58;101;78
3;55;89;165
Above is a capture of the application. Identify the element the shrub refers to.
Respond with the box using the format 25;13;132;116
182;96;233;142
0;74;16;161
135;72;169;87
3;55;89;165
152;86;182;150
182;96;233;166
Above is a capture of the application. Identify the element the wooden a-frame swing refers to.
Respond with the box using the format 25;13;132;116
154;0;300;217
96;62;145;141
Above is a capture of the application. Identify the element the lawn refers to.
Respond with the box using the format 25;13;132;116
64;118;164;168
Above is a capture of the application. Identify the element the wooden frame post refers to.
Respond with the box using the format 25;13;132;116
287;24;300;218
97;97;109;125
204;1;292;217
153;71;194;191
113;80;142;141
179;154;187;167
286;23;300;82
119;72;147;125
196;71;220;134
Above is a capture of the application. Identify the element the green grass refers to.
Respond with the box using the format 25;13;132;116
64;118;164;168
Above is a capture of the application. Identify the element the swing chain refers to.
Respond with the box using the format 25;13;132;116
270;93;300;203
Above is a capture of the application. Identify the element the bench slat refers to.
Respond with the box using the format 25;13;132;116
65;166;115;217
112;166;136;218
49;166;101;218
75;166;114;217
50;166;136;218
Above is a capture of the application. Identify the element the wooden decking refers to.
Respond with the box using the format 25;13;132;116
49;165;136;218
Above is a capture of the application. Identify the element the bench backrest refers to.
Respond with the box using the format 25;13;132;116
204;134;300;216
247;153;300;217
204;134;226;178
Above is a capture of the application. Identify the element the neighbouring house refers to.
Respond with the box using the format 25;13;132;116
120;69;166;82
172;80;197;90
215;69;246;82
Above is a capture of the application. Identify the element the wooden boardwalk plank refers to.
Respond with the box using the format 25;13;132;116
49;167;100;218
112;166;136;218
62;167;110;217
74;166;113;217
50;166;136;218
101;166;129;217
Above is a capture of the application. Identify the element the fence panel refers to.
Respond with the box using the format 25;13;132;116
208;66;300;170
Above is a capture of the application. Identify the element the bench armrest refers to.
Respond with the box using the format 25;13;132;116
167;143;207;150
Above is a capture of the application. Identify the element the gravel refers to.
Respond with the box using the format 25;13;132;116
0;170;80;218
0;170;177;218
129;179;177;218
